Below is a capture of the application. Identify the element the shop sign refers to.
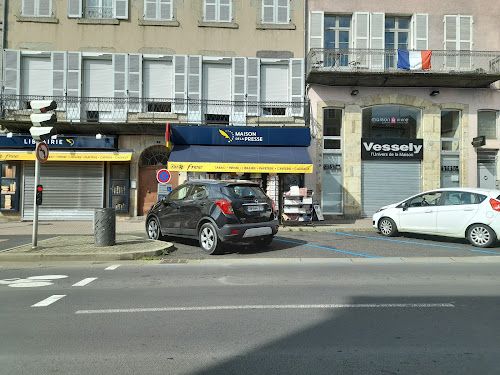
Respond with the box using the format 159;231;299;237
171;126;311;147
168;161;313;173
0;134;117;149
361;138;423;160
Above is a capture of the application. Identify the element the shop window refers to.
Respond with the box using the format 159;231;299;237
0;162;20;211
323;108;342;151
109;164;130;212
478;110;498;140
362;105;420;138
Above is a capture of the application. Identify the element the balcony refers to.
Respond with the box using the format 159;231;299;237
0;95;309;135
307;48;500;88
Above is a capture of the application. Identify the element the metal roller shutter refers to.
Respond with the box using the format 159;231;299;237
22;162;104;221
362;160;421;218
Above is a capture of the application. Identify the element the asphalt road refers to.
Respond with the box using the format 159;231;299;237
1;262;499;374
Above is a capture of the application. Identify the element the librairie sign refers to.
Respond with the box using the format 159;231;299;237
361;138;423;160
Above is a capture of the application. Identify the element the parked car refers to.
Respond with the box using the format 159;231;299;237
372;187;500;247
146;179;279;254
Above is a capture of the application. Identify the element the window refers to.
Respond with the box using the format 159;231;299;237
385;16;410;68
168;185;191;201
440;110;460;188
260;63;288;116
444;15;473;69
68;0;128;19
408;192;442;207
187;185;209;201
362;105;421;138
478;110;498;140
443;191;481;206
22;54;52;103
323;108;342;151
324;15;351;67
262;0;289;24
204;0;231;22
143;60;173;112
144;0;172;20
22;0;52;17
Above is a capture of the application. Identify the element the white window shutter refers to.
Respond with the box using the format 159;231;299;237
52;52;66;99
309;11;324;67
23;0;36;16
262;0;273;23
3;50;20;109
246;58;260;116
144;0;157;19
128;54;142;113
232;57;246;125
369;12;384;69
289;59;303;117
277;0;288;24
459;15;473;69
38;0;51;16
114;0;128;19
219;0;231;22
66;52;81;121
204;0;216;22
187;56;202;123
173;55;187;113
412;13;428;50
67;0;82;18
353;12;369;68
160;0;172;20
444;15;458;68
113;54;127;120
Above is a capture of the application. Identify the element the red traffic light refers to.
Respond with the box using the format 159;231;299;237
37;186;43;192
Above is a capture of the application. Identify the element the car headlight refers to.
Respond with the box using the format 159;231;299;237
375;207;385;213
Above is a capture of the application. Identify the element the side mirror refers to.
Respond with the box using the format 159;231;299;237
402;202;409;211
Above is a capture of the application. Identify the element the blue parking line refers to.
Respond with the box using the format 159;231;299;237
328;231;500;255
274;238;377;258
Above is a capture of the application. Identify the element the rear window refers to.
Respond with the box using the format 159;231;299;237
223;185;267;199
478;194;488;203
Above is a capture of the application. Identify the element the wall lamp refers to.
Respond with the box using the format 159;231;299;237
351;89;359;96
430;90;440;96
96;133;104;139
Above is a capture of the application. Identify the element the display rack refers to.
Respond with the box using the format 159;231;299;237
1;162;19;212
109;164;129;212
281;186;314;226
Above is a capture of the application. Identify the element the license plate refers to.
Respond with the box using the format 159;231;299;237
247;205;264;212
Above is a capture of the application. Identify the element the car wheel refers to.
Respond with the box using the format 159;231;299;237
467;224;496;248
147;217;163;240
199;222;221;255
254;235;274;247
378;217;398;237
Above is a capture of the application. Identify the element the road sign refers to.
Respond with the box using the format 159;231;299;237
156;169;171;184
157;183;172;201
36;142;49;163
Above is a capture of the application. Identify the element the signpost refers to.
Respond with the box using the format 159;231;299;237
156;169;171;184
36;142;49;163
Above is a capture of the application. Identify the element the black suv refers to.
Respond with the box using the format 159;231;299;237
145;180;279;254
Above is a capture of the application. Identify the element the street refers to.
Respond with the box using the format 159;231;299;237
1;261;499;375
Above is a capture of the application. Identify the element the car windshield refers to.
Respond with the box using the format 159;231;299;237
223;185;267;199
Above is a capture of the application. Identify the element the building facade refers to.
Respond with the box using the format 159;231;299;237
306;0;500;218
0;0;311;221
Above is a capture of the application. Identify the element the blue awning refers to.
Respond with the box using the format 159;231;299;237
168;145;313;173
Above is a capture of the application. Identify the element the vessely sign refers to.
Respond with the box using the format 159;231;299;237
361;138;423;160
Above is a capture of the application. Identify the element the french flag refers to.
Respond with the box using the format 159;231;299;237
397;50;432;70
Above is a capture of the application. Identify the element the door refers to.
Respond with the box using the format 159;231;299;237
436;191;479;235
158;184;192;234
478;162;496;189
398;191;442;233
138;167;160;216
179;184;210;236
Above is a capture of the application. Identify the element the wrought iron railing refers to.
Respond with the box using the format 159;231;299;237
0;95;309;126
84;6;113;19
307;48;500;75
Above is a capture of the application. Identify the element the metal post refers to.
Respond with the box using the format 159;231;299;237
32;141;41;249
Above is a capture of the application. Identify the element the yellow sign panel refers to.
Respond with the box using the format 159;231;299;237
168;161;313;173
0;151;132;162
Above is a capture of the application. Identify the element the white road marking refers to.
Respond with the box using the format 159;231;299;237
32;295;66;307
105;265;120;270
76;303;455;314
28;275;68;280
72;278;97;287
10;281;53;288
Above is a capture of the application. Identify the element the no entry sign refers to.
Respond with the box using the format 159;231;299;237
156;169;171;184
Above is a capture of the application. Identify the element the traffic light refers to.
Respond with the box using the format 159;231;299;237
36;185;43;205
30;100;57;141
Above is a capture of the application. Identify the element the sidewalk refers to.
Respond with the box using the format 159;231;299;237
0;218;374;262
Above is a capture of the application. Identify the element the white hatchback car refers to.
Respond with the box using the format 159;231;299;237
372;187;500;248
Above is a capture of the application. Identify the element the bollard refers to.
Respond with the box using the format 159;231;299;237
94;208;116;246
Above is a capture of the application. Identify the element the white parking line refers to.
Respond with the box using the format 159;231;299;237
72;278;97;287
32;295;66;307
105;265;120;270
76;303;455;314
